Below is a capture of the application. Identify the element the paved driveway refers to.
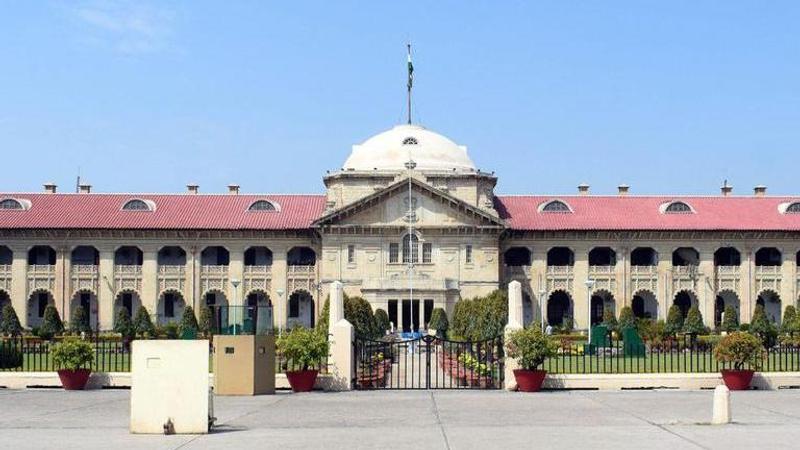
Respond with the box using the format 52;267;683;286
1;388;799;449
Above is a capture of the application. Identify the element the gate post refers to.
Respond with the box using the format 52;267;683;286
504;280;524;391
327;281;354;391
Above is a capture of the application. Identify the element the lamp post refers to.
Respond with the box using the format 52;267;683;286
230;278;240;336
539;288;547;332
585;279;596;343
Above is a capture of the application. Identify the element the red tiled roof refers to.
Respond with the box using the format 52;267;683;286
495;195;800;231
0;194;326;230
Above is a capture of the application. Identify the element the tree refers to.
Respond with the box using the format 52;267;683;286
450;290;508;341
133;306;155;338
0;304;22;336
781;305;799;334
428;308;449;337
198;306;215;337
373;308;390;335
39;305;64;340
665;305;684;336
114;308;134;340
750;304;777;347
618;306;635;331
683;306;706;335
721;305;739;332
179;305;199;337
602;308;618;332
70;305;91;334
318;294;379;339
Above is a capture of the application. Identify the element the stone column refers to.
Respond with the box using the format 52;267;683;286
271;246;287;329
741;248;754;323
54;246;69;321
327;281;353;391
228;245;245;307
97;248;115;330
656;245;672;320
141;248;158;316
573;246;590;331
698;249;715;327
504;280;523;391
9;246;28;327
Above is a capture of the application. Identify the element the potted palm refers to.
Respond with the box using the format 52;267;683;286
277;327;328;392
51;337;95;390
505;327;557;392
713;331;764;390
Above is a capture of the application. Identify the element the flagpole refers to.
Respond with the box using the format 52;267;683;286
407;43;412;124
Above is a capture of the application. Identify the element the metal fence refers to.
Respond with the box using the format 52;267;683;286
543;333;800;374
0;337;132;372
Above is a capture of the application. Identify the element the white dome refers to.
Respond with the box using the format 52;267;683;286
342;124;476;172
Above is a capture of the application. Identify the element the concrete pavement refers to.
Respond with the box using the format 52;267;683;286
1;388;799;449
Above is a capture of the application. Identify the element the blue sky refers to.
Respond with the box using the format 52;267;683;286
1;1;799;195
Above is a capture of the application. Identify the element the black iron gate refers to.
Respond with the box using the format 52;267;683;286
353;334;503;390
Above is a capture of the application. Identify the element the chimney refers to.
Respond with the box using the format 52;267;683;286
720;180;733;197
617;184;630;196
187;183;199;195
43;183;57;194
227;184;240;195
577;183;590;196
754;185;767;197
78;184;92;194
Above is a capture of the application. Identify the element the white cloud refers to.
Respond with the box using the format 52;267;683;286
69;1;175;55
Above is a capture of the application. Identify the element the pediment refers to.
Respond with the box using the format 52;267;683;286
313;177;505;229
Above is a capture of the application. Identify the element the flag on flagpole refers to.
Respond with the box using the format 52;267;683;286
407;44;414;90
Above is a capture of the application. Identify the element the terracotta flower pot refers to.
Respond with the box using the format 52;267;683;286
721;369;755;391
57;369;92;390
285;369;318;392
513;369;547;392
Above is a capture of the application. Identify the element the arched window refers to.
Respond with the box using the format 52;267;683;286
663;201;693;214
122;199;154;211
402;137;418;145
0;198;24;210
785;202;800;213
540;200;572;213
248;200;279;211
403;234;419;264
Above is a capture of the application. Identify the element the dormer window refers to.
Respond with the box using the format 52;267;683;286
248;200;279;212
0;198;26;210
539;200;572;213
662;201;694;214
402;137;418;145
783;202;800;214
122;199;155;211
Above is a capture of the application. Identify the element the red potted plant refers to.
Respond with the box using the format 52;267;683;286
713;331;764;390
505;327;557;392
51;337;95;390
277;327;328;392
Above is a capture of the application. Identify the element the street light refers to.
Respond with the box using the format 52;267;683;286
230;278;241;336
539;288;547;332
584;279;596;343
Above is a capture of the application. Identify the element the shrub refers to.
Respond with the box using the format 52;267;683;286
133;306;156;338
451;290;508;341
70;305;91;334
179;306;199;337
428;307;449;336
749;305;778;348
713;331;764;371
618;306;635;330
739;323;750;332
114;308;134;339
665;305;684;336
51;338;94;371
721;305;739;332
0;304;22;337
198;306;215;337
602;308;618;332
781;305;799;334
318;294;379;339
505;327;557;371
683;306;706;335
0;341;22;369
560;314;574;334
39;305;64;340
276;327;328;371
160;322;179;339
373;308;390;335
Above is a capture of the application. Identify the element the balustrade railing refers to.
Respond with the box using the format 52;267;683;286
244;265;272;276
201;265;229;275
715;265;740;276
546;265;574;275
630;265;657;275
28;264;55;275
589;265;614;274
288;265;315;275
756;265;782;275
114;265;142;276
71;264;98;275
158;265;186;276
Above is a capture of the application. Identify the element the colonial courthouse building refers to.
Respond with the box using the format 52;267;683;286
1;123;799;332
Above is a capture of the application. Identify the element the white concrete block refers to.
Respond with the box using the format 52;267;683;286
130;340;210;434
712;385;731;425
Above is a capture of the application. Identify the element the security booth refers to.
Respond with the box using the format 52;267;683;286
212;304;276;395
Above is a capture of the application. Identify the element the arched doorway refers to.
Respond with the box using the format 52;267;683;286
673;290;696;318
546;290;572;327
287;290;314;328
757;290;782;325
27;289;54;328
158;290;185;325
590;290;615;325
114;290;141;324
205;290;230;332
245;290;273;333
70;289;98;331
714;290;740;328
632;290;658;319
